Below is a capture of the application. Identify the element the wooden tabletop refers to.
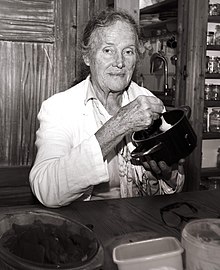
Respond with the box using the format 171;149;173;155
0;189;220;270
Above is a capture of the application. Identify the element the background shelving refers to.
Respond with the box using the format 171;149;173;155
202;10;220;180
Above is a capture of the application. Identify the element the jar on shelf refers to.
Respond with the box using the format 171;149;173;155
209;108;220;132
208;56;219;73
215;25;220;45
204;84;213;100
207;31;215;45
217;4;220;16
212;85;220;100
203;107;208;132
209;4;218;16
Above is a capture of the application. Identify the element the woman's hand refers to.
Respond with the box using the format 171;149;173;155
116;95;164;135
142;158;185;189
96;95;164;159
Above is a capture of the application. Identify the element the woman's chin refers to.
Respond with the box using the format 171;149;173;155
107;80;129;92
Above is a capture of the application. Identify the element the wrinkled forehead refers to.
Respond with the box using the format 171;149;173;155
90;21;137;46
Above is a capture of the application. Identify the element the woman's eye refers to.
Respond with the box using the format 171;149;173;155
103;48;114;54
124;49;135;56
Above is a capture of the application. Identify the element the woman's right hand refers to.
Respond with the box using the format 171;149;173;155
96;95;164;159
116;95;164;134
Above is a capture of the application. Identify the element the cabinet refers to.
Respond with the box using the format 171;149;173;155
140;0;178;38
201;8;220;186
139;0;178;107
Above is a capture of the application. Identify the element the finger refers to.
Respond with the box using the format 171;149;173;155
138;96;164;114
149;160;161;175
148;97;165;114
146;96;164;107
158;161;172;180
142;160;151;170
178;159;185;174
158;161;172;173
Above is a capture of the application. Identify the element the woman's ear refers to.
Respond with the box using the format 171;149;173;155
83;55;90;67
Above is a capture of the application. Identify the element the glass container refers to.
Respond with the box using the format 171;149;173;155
209;108;220;132
209;4;218;15
212;85;220;100
207;31;215;45
215;25;220;45
208;56;219;73
204;84;213;100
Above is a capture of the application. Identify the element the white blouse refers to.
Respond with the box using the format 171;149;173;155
29;76;184;207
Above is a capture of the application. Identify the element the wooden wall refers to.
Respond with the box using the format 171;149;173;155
0;0;107;205
0;0;77;166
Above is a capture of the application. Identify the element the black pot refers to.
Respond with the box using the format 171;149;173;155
131;107;197;166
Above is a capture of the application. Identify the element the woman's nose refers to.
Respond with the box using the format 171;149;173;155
113;52;125;69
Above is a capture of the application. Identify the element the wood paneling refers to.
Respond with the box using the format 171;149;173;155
0;41;55;165
0;0;55;43
54;0;77;90
0;0;79;166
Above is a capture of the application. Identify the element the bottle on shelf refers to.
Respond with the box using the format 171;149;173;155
204;83;213;100
207;56;219;74
209;108;220;132
212;85;220;100
209;4;219;16
207;31;215;45
215;25;220;45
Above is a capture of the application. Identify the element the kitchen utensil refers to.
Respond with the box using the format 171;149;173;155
113;236;183;270
0;210;104;270
181;218;220;270
131;106;197;166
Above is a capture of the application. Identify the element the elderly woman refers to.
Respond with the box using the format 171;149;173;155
29;9;185;207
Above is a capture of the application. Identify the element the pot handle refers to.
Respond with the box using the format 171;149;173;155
178;105;191;119
131;142;163;159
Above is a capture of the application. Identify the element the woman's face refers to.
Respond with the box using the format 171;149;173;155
84;21;138;94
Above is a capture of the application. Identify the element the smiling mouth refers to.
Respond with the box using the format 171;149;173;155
109;73;125;77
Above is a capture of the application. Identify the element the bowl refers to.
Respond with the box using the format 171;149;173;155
0;209;104;270
181;218;220;270
112;236;184;270
131;109;197;166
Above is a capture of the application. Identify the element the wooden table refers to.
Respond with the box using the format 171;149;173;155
0;189;220;269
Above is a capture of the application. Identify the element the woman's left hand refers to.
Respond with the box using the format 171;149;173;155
142;159;185;189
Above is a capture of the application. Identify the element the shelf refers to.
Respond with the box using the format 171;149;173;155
201;167;220;177
203;132;220;139
204;100;220;107
208;16;220;23
206;45;220;50
141;18;177;38
205;73;220;79
140;0;177;14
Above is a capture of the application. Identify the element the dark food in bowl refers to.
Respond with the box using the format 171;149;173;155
0;220;95;265
134;118;163;140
